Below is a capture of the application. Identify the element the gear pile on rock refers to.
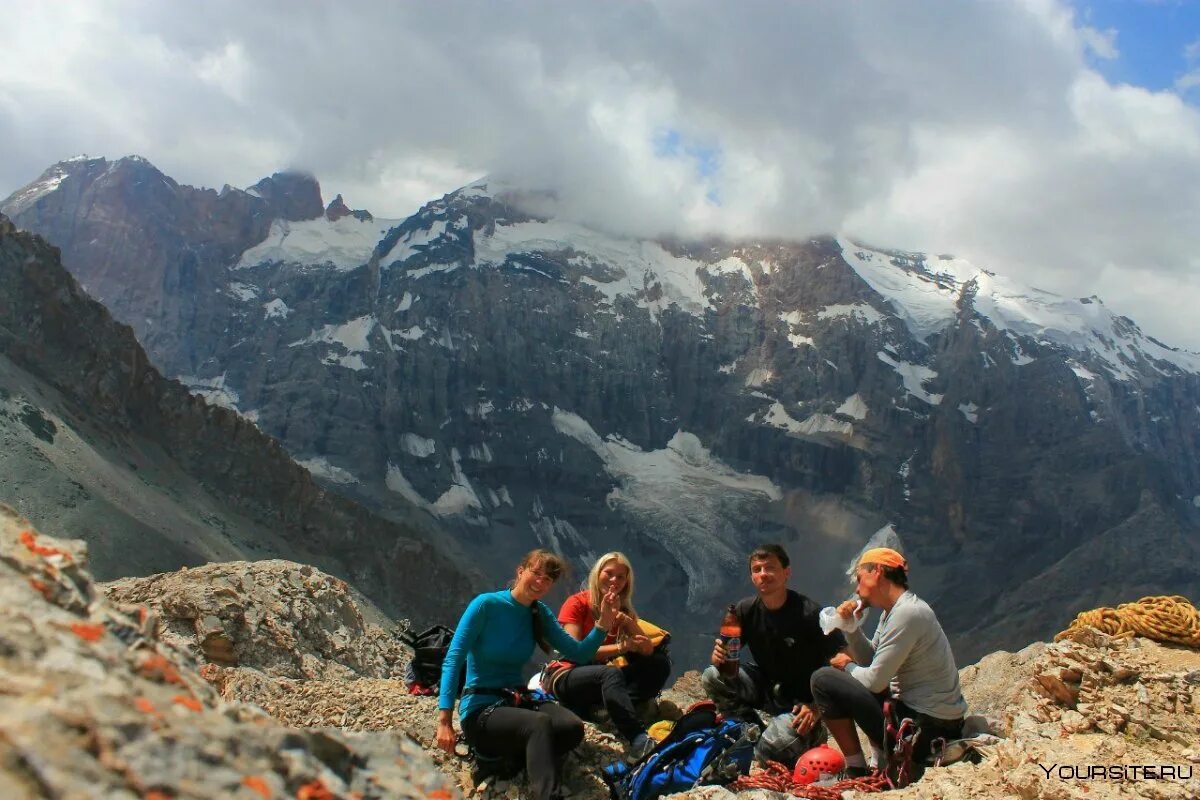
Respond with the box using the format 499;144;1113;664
3;500;1197;799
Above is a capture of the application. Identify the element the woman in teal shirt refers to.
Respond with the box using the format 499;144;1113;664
436;549;618;800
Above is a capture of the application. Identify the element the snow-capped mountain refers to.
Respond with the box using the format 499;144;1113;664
5;156;1199;665
0;213;475;624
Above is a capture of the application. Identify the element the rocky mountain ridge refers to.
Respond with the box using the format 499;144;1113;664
4;157;1199;666
0;504;457;799
3;509;1197;800
0;213;476;626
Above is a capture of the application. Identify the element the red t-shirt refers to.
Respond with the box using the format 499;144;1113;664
558;590;618;648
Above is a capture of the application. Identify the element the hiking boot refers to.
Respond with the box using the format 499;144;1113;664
626;733;655;763
835;765;873;780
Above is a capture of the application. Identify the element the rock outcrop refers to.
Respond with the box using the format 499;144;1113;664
0;213;478;627
104;561;409;681
6;503;1197;799
248;171;325;222
0;504;458;799
326;194;374;223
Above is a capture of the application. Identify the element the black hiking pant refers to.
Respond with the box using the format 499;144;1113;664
552;651;671;742
810;667;963;765
461;700;584;800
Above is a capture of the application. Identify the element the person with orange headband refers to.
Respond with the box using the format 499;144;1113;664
809;547;966;777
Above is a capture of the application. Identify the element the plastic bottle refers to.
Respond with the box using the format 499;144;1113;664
718;604;741;679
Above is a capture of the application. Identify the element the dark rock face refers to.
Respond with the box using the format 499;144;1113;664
326;193;374;223
248;170;325;221
5;167;1200;667
0;214;477;626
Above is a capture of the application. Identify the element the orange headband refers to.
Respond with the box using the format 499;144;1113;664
857;547;908;571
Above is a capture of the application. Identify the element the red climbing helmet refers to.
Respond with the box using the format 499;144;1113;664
792;744;846;785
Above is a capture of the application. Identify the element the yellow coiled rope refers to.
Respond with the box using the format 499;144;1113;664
1055;595;1200;648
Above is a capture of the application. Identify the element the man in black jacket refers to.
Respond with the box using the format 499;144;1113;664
702;544;846;763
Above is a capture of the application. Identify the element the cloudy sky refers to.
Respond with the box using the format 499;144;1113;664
3;0;1200;348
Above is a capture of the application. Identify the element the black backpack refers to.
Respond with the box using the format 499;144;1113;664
399;624;456;688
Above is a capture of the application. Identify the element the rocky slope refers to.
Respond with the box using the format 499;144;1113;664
0;504;457;799
0;213;476;627
4;508;1197;799
5;158;1200;666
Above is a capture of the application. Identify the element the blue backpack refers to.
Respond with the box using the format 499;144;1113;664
602;702;757;800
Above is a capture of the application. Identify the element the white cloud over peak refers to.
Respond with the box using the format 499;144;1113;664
2;0;1200;348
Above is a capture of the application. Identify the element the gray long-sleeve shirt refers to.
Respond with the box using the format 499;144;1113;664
846;591;967;720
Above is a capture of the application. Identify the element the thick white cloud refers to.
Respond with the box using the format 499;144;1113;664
2;0;1200;348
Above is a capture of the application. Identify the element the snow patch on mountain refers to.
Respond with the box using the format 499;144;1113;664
877;351;943;405
836;394;869;420
745;368;773;388
290;316;376;353
761;402;854;438
817;303;886;325
839;239;1200;379
297;456;358;485
238;216;398;271
467;443;493;462
430;485;482;516
551;409;781;606
263;298;290;319
394;325;425;341
762;401;803;433
387;452;483;518
2;163;73;214
474;219;715;316
530;499;590;554
385;464;428;508
1010;338;1036;366
797;413;854;437
226;282;259;302
1071;363;1099;382
383;220;450;267
177;373;240;411
779;311;817;348
322;354;367;370
429;448;484;517
705;256;755;284
406;262;459;280
400;433;436;458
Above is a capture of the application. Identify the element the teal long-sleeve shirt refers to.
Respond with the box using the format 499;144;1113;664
439;589;607;720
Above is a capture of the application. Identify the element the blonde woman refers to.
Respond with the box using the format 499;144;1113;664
555;552;670;760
